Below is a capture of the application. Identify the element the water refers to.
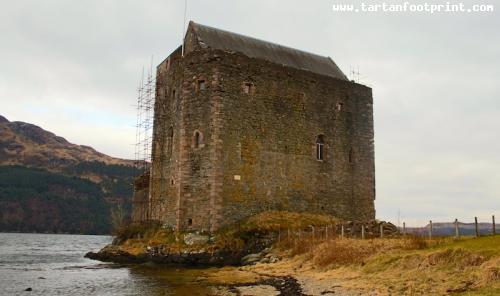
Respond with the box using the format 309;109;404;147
0;233;210;296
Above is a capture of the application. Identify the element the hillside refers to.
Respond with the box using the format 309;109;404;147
0;115;138;234
0;115;134;170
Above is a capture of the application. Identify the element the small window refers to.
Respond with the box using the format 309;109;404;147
170;177;175;186
194;132;200;148
243;82;254;94
187;218;193;226
336;102;344;111
167;126;173;157
316;135;325;161
172;89;177;98
349;148;354;163
198;80;206;91
193;130;204;149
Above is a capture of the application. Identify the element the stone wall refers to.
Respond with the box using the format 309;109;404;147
147;40;375;231
131;172;150;222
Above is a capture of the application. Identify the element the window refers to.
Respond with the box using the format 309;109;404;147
198;80;206;91
167;126;173;158
194;132;201;148
243;82;254;94
316;135;325;161
187;218;193;226
193;130;204;149
172;89;176;98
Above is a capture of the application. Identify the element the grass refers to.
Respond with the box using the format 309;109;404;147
112;216;499;295
236;211;338;232
298;235;500;295
113;211;338;256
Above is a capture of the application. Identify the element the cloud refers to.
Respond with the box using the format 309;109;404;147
0;0;498;225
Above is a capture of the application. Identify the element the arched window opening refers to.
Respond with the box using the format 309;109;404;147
187;218;193;226
316;135;325;161
193;130;204;149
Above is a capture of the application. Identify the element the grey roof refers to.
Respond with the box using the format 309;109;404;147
189;22;347;80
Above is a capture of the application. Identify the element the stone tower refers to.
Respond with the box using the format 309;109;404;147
136;21;376;232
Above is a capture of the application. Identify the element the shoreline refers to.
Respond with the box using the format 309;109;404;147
85;235;500;295
84;244;362;295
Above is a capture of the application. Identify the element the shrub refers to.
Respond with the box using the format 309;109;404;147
114;221;162;242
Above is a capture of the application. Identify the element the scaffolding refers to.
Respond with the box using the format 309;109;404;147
134;62;155;175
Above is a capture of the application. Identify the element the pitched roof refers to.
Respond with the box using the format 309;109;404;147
188;22;347;80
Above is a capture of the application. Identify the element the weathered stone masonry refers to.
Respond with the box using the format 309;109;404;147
135;21;376;231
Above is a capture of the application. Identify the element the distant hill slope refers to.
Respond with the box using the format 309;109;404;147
407;222;499;236
0;115;138;234
0;115;134;169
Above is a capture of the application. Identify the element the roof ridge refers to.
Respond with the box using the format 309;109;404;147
190;21;332;61
187;21;347;80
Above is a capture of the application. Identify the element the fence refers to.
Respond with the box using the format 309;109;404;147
401;215;497;239
273;214;497;248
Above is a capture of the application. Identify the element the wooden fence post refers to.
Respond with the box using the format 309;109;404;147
341;224;345;239
454;218;459;238
475;217;479;237
361;225;365;239
325;225;328;240
311;226;315;248
294;230;297;248
493;215;496;235
380;223;384;238
403;222;406;236
429;220;433;240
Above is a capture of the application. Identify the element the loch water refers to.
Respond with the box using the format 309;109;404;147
0;233;211;295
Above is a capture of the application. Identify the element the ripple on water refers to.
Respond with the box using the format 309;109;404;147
0;233;210;295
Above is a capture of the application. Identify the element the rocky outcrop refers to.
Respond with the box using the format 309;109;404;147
85;244;244;266
241;247;281;265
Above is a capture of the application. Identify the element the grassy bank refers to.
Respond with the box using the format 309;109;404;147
112;211;338;256
107;213;498;295
204;235;500;295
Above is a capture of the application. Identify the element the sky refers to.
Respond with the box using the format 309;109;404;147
1;0;499;226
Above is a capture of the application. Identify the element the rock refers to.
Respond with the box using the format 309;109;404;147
260;257;270;264
269;255;280;263
241;253;262;265
184;233;209;246
262;247;272;254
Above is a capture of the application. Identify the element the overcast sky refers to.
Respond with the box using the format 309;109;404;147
1;0;498;225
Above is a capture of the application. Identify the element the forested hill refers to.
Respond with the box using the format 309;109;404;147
0;115;137;234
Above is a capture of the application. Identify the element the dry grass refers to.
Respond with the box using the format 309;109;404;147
312;239;400;267
260;235;500;295
236;211;338;233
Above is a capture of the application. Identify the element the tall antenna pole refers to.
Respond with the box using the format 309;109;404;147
181;0;188;57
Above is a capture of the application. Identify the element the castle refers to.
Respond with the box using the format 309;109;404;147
132;21;376;232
